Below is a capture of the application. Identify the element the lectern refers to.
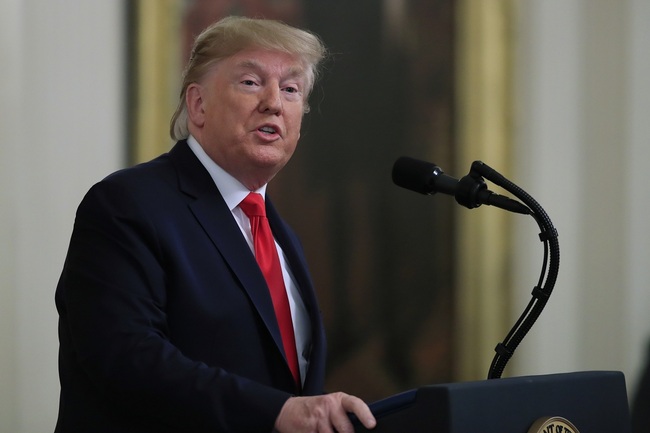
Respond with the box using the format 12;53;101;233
355;371;630;433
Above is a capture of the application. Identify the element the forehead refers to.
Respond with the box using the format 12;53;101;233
221;48;307;79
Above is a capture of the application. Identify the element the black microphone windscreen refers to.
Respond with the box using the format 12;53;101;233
392;157;438;194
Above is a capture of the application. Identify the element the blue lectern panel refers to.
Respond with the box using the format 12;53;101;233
355;371;630;433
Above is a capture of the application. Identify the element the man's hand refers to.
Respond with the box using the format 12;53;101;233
274;392;376;433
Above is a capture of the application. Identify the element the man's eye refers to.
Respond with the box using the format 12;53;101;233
283;86;299;94
242;80;257;86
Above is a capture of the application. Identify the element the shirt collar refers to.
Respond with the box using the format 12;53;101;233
186;135;267;210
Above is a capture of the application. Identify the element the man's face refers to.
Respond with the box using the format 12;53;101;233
189;47;308;189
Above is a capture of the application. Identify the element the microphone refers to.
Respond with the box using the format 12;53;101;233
392;156;530;214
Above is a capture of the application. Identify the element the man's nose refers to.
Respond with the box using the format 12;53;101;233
259;85;282;114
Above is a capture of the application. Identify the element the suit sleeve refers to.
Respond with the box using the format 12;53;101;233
57;178;291;432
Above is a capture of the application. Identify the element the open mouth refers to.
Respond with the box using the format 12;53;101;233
258;126;277;135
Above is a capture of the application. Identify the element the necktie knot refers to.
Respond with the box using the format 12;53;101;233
240;192;266;218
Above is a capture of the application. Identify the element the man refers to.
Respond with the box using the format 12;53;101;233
55;16;376;433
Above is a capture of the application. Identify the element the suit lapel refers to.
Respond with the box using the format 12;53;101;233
168;142;286;360
169;141;326;393
266;200;319;315
267;199;327;393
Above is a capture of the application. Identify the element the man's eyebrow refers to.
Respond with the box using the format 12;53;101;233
236;59;264;72
236;59;306;81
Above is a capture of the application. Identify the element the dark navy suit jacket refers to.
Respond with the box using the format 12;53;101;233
54;141;326;432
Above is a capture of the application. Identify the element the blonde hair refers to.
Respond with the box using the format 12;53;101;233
170;16;327;140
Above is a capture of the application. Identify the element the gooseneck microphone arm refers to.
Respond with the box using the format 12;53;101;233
472;161;560;379
392;157;560;379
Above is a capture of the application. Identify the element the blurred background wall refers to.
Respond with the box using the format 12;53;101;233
0;0;649;431
0;2;126;432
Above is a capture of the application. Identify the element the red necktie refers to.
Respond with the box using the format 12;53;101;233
239;193;300;388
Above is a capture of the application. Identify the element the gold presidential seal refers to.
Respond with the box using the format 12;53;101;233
528;416;579;433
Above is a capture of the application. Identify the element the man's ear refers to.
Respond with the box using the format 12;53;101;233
186;83;205;128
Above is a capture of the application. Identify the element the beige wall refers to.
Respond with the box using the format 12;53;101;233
0;0;649;431
511;0;650;400
0;1;125;431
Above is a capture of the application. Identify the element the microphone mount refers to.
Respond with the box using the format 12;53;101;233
392;156;531;215
392;157;560;379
